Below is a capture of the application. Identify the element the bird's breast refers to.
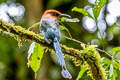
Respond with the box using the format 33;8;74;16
40;17;59;29
40;17;61;42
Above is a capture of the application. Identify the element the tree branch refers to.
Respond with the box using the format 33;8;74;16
0;19;106;80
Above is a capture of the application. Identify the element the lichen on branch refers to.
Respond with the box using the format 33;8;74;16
0;19;106;80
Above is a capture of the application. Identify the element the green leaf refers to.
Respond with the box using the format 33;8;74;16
60;25;66;30
93;0;107;20
76;66;88;80
113;61;120;69
116;69;120;80
61;17;80;23
28;42;44;74
104;58;112;66
72;7;93;19
109;47;120;53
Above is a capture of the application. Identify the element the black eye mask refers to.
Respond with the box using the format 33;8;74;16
51;12;59;17
51;12;71;18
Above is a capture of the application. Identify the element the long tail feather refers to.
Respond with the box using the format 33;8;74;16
61;69;72;79
53;38;72;79
53;38;65;67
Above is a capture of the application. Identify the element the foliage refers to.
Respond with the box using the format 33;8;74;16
76;65;88;80
60;17;80;23
72;0;107;20
72;7;93;19
93;0;107;20
27;42;44;78
71;0;120;80
104;47;120;80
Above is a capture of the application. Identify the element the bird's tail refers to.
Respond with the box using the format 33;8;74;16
53;38;72;79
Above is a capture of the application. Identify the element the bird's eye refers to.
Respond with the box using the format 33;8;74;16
51;12;59;16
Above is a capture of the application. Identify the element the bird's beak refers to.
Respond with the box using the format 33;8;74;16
59;14;71;18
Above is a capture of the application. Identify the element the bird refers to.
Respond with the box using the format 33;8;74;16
39;9;72;79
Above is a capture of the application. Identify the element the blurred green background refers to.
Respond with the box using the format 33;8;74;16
0;0;120;80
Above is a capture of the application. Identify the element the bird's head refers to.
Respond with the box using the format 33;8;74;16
41;9;71;20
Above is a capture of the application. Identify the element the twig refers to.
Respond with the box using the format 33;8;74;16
64;36;119;63
27;22;40;30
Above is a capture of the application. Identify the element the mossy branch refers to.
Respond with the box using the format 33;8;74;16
0;19;106;80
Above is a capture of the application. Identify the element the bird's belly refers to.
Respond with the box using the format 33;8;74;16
47;28;58;39
41;27;60;42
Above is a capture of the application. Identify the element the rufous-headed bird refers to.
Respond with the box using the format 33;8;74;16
40;10;72;79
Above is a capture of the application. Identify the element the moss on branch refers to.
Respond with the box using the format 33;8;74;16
0;19;106;80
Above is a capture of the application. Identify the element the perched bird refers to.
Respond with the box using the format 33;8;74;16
40;10;72;79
